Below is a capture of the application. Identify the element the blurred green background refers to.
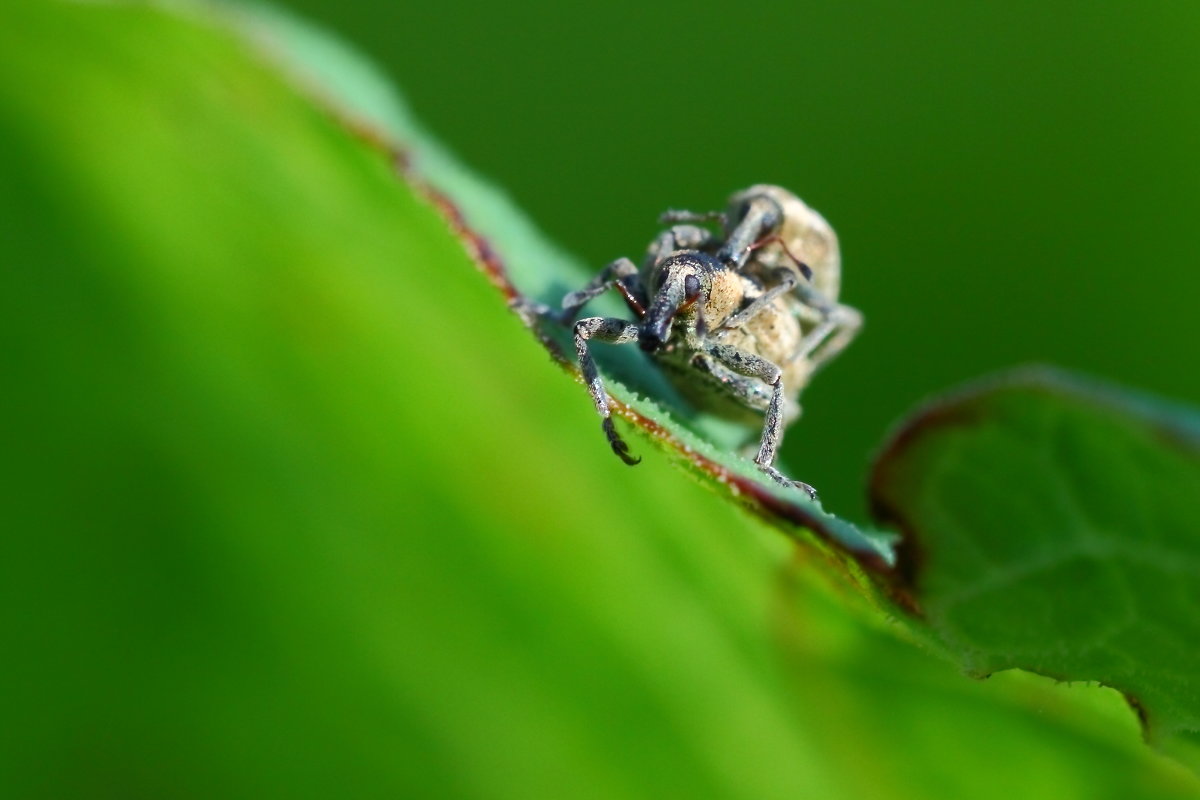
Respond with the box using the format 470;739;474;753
276;0;1200;516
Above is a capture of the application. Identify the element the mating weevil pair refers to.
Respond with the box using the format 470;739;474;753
555;184;861;500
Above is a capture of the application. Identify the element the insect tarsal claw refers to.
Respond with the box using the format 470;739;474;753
602;418;641;466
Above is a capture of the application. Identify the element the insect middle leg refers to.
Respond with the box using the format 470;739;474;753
574;316;642;465
706;342;817;499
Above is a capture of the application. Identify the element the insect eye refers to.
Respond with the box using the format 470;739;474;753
684;274;701;298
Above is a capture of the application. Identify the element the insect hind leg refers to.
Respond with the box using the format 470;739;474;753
791;302;863;373
658;208;726;225
706;342;817;499
690;353;773;411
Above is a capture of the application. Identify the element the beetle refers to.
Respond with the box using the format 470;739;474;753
558;184;861;499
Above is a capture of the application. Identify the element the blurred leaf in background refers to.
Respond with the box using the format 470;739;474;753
2;1;1200;798
871;370;1200;773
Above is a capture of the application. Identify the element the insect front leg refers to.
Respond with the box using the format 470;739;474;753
706;342;817;499
574;317;642;465
560;258;644;321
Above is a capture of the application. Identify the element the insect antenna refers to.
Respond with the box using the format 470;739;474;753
747;234;813;281
615;279;646;317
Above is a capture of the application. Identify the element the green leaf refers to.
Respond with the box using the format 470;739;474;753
2;1;1198;797
871;368;1200;771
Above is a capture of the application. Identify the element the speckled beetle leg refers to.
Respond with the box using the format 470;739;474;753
574;316;642;466
707;343;817;499
792;280;836;316
560;258;642;321
791;298;863;373
717;194;783;268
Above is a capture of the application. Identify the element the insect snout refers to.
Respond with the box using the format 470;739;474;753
639;271;703;352
638;321;668;353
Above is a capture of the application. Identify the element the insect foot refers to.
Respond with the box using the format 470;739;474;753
755;461;819;501
602;418;641;466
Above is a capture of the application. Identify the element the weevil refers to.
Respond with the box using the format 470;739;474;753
558;184;861;499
